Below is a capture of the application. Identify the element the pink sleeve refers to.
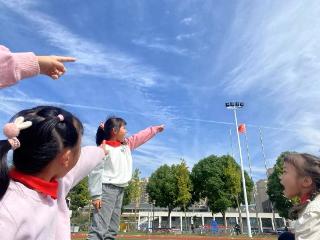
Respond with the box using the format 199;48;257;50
62;146;105;194
126;126;162;151
0;45;40;88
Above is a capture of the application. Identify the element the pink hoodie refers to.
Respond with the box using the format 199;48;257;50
0;146;104;240
0;45;40;88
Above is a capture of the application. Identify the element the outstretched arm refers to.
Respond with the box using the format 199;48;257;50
126;124;165;151
0;45;75;88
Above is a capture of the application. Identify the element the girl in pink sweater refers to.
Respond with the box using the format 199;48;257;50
0;44;75;88
0;106;105;240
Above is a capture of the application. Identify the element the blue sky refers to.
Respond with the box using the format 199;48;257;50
1;0;319;181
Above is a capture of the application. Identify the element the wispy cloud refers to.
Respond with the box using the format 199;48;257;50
0;0;181;134
176;33;196;41
180;17;193;26
0;96;177;121
0;89;31;117
215;1;320;155
133;139;183;176
132;38;189;56
0;0;176;88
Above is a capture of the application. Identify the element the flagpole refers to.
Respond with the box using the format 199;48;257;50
243;128;261;234
259;127;276;231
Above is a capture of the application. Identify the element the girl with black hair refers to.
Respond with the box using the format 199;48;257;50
88;117;164;240
0;106;105;240
280;153;320;240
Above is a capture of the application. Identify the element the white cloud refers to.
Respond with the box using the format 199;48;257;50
176;33;196;41
132;38;189;56
180;17;193;25
214;1;320;155
0;0;176;88
0;0;181;137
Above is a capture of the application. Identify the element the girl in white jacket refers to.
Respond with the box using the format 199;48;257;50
280;153;320;240
88;117;164;240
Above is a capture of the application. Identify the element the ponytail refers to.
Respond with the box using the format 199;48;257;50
96;127;106;146
0;140;12;200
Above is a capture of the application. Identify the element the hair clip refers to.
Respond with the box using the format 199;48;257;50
3;116;32;150
57;114;64;122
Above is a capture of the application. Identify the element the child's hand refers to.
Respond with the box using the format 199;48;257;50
158;124;165;132
37;56;76;80
92;199;102;210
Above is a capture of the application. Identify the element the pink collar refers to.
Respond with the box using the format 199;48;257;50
9;169;58;199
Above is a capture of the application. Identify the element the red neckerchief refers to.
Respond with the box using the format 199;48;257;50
103;140;122;147
9;169;58;199
300;193;311;204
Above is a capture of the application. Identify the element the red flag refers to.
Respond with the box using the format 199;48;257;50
238;123;246;134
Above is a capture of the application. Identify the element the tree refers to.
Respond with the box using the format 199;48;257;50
146;164;178;219
68;177;90;214
122;185;132;208
175;160;192;230
191;155;253;229
122;169;141;211
131;169;142;224
267;152;294;218
223;156;242;229
191;155;232;228
175;160;192;211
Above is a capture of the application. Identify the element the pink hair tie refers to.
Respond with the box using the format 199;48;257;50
8;137;21;150
3;122;20;139
57;114;64;122
99;122;104;129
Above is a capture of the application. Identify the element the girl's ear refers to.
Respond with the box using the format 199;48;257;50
59;149;73;168
302;176;313;188
112;127;118;136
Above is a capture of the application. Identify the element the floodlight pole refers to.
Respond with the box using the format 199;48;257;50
226;102;252;238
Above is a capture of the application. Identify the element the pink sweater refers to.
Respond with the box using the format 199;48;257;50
0;45;40;88
0;146;104;240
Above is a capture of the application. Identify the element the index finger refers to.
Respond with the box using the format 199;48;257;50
53;56;77;62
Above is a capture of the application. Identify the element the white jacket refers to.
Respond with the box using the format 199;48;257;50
88;126;162;199
293;194;320;240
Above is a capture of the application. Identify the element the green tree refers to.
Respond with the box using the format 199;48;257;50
175;160;192;230
267;152;294;218
176;160;192;210
191;155;231;227
146;164;178;218
131;169;142;224
122;169;141;212
122;185;132;207
223;156;242;229
68;177;90;213
191;155;253;228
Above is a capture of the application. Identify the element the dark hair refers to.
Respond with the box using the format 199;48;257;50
284;153;320;219
0;106;83;200
96;116;126;145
